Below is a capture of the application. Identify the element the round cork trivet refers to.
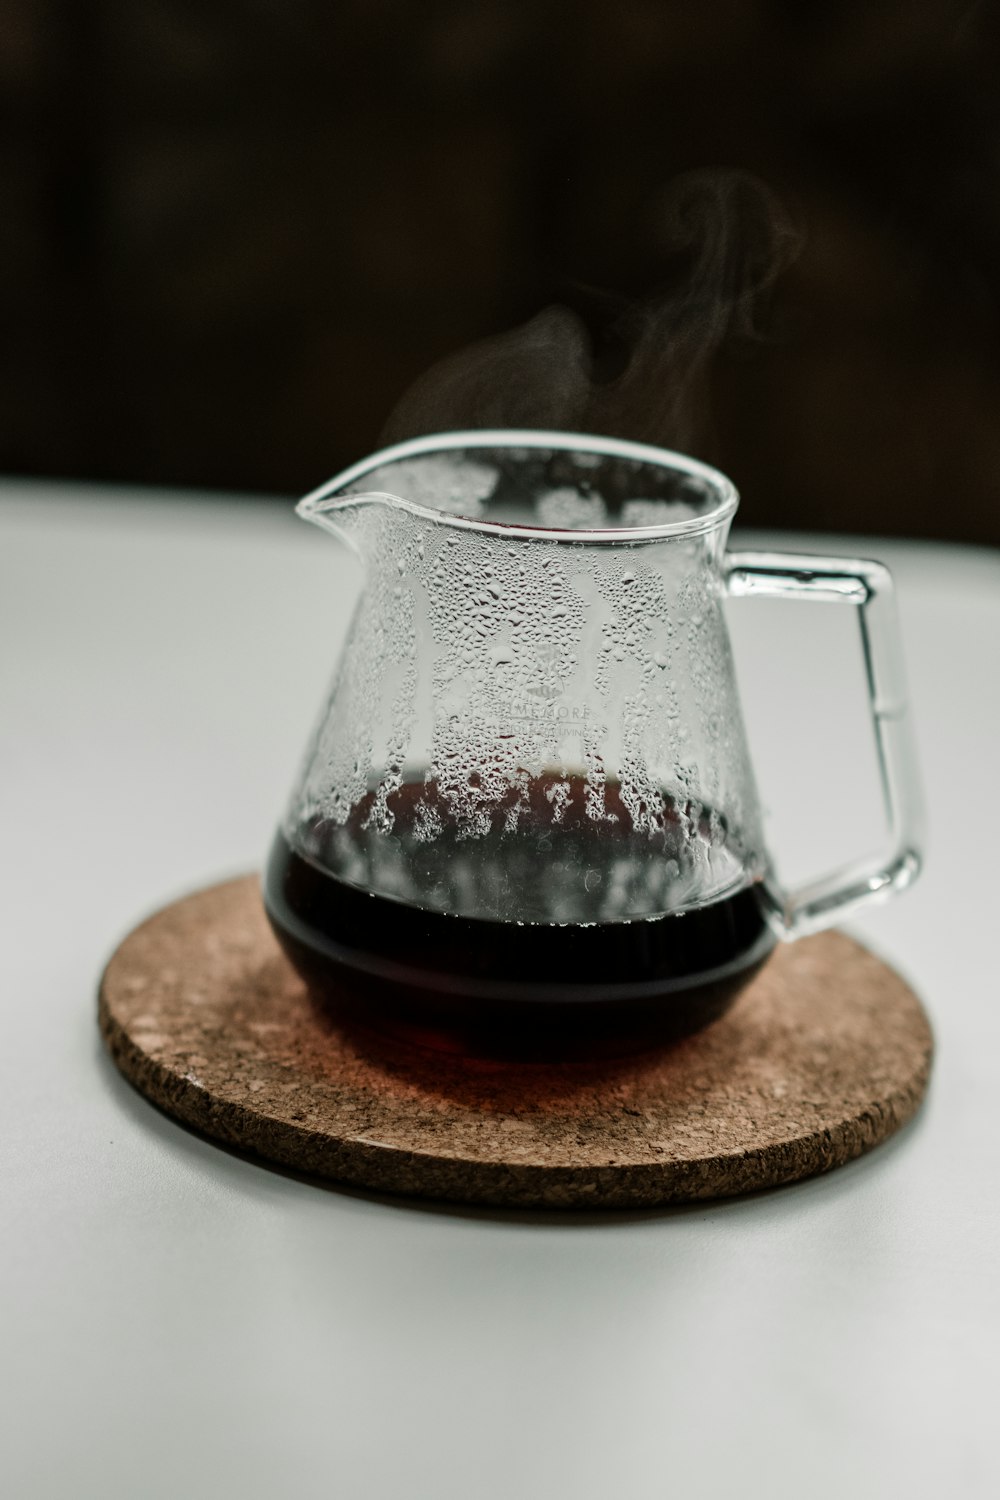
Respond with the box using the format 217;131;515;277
99;875;932;1209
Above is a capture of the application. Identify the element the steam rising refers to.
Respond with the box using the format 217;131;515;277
382;170;799;456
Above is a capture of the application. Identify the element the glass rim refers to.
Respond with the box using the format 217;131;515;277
298;428;740;544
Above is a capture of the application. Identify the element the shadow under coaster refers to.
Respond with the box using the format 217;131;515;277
99;875;933;1210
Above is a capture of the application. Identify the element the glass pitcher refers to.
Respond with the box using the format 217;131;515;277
264;430;922;1057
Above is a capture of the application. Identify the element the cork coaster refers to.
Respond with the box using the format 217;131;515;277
99;875;932;1209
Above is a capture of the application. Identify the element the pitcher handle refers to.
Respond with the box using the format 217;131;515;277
724;550;924;939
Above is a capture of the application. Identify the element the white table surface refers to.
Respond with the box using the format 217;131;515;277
3;479;998;1500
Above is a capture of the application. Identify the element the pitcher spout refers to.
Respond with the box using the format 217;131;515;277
295;488;403;544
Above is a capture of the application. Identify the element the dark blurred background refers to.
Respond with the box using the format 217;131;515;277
3;0;1000;541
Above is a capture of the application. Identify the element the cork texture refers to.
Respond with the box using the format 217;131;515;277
99;875;933;1209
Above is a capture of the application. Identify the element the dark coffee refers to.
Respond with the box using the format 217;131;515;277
263;776;774;1059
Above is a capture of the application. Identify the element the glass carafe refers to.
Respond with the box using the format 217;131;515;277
264;431;922;1057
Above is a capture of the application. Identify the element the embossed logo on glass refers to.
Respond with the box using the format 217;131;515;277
525;640;564;700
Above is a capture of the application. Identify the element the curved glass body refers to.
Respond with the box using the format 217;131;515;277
264;431;922;1058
